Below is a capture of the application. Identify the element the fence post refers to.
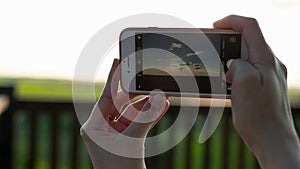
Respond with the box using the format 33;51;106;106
0;87;14;169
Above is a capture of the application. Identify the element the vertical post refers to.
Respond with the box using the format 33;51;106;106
29;110;38;169
185;131;192;169
0;87;14;169
50;112;58;169
238;137;245;169
71;115;79;169
222;108;230;169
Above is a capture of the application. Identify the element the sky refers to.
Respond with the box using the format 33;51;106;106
1;0;300;88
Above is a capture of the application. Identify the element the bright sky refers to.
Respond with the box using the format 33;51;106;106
1;0;300;88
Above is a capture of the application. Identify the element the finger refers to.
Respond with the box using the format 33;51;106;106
213;15;265;48
109;91;133;120
108;96;150;133
100;59;120;101
122;94;168;138
226;59;262;90
213;15;273;65
109;96;150;133
114;91;141;112
275;57;287;79
97;59;120;117
117;94;170;128
225;66;233;84
84;59;120;128
110;91;147;121
266;44;287;78
116;96;150;127
150;99;170;128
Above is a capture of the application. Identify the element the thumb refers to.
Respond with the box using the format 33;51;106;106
226;59;261;97
122;94;169;138
226;59;260;83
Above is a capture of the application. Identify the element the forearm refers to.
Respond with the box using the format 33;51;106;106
256;144;300;169
252;127;300;169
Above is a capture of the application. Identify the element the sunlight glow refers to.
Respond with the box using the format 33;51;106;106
0;0;300;88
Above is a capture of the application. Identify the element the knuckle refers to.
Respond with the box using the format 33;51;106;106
244;17;261;31
268;55;276;68
80;125;88;138
246;17;259;26
281;63;287;71
278;61;288;78
281;63;287;74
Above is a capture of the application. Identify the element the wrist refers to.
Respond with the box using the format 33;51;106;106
255;141;300;169
250;126;300;169
82;130;146;169
90;149;146;169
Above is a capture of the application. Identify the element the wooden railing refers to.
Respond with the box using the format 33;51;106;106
1;88;300;169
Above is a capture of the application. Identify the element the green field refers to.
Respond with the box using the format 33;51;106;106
0;77;299;104
0;77;104;101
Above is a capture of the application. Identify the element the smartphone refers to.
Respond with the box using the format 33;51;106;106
119;28;247;98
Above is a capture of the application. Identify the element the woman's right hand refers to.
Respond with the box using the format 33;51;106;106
214;15;300;169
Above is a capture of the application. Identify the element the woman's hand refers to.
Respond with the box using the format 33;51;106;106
80;59;170;169
214;15;300;169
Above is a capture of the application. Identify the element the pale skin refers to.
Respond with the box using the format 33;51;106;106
81;15;300;169
214;15;300;169
80;59;170;169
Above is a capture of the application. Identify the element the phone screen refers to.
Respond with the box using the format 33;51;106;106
134;32;241;95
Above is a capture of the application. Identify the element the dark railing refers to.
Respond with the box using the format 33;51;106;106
6;100;260;169
1;87;300;169
14;101;90;169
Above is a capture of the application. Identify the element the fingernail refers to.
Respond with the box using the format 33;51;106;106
149;93;165;105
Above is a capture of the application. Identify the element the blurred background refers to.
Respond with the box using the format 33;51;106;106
0;0;299;169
